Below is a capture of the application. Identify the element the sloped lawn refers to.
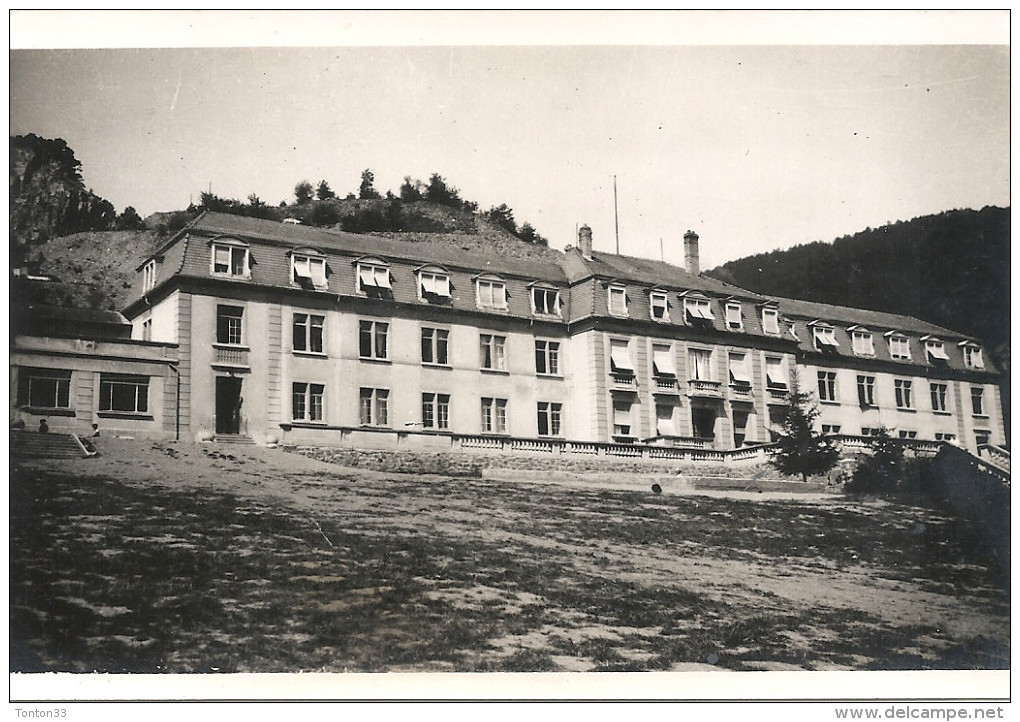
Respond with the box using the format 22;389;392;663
9;442;1010;673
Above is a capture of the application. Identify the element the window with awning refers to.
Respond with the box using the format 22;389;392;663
813;326;839;351
729;353;751;385
652;345;676;377
419;272;451;298
684;297;714;322
610;339;634;373
766;357;788;388
358;263;391;290
925;340;950;362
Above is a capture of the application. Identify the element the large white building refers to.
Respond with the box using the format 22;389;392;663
103;211;1005;459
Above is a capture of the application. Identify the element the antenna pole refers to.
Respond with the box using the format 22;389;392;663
660;237;664;262
613;175;620;254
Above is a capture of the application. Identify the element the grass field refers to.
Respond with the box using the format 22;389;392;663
9;439;1010;674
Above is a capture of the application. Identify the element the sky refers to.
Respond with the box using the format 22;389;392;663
9;11;1010;271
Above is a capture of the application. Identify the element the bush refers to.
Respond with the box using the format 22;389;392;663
844;428;905;497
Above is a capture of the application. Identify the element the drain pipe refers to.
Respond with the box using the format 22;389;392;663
166;362;181;441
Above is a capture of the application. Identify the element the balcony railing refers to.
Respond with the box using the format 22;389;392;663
653;376;679;394
766;387;790;404
687;379;723;397
729;383;753;401
212;345;249;368
610;372;637;390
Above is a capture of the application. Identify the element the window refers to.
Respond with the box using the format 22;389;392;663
142;319;152;342
765;357;788;389
857;375;876;407
761;307;780;335
851;331;875;356
725;302;743;330
480;334;507;371
652;344;677;377
359;388;389;426
608;285;628;316
812;326;839;353
930;382;948;413
537;402;562;436
216;305;244;345
817;371;837;402
975;430;991;446
535;339;561;376
292;383;325;422
17;367;71;409
971;387;985;416
925;339;949;365
935;432;956;442
729;353;751;387
99;374;149;414
293;313;324;354
418;270;451;301
610;339;635;375
888;335;911;360
422;393;451;430
421;327;450;366
861;427;880;437
649;291;670;322
476;278;508;310
962;345;984;369
684;296;714;325
532;287;561;316
292;254;327;290
894;379;913;409
481;397;508;433
211;243;250;277
821;424;841;435
359;320;389;360
688;348;713;381
898;430;918;440
655;403;678;436
357;262;392;294
612;400;633;438
142;260;157;292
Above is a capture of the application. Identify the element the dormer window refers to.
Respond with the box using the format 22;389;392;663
142;260;157;293
811;324;839;353
849;327;875;356
417;267;451;302
210;240;251;278
761;307;780;335
725;301;743;331
649;291;670;322
476;276;508;311
608;285;628;316
357;259;392;297
887;333;911;361
531;285;562;317
683;295;714;326
923;337;950;365
291;251;327;290
961;343;984;369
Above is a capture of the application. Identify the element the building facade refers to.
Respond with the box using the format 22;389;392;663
119;212;1005;456
10;304;179;439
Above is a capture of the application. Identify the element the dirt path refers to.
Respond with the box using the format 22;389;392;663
10;438;1010;673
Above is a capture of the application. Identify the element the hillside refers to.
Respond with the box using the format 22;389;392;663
706;207;1010;355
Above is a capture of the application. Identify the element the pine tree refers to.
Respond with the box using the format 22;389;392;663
843;427;904;496
769;371;840;482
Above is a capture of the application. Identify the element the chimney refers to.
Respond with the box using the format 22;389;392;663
684;229;700;276
578;224;593;259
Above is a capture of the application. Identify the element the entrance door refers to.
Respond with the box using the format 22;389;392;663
215;377;243;435
691;407;716;441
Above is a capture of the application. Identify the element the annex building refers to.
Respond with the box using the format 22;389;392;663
103;211;1004;462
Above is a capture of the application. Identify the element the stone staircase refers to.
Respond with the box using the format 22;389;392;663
11;430;96;459
211;435;255;445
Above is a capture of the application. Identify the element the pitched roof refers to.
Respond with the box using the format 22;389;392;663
562;247;763;300
766;294;969;339
186;212;568;283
